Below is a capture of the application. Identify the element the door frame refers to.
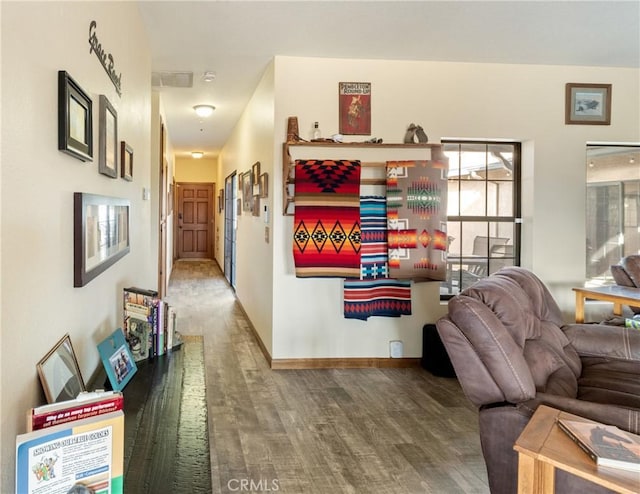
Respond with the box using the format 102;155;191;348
174;181;215;260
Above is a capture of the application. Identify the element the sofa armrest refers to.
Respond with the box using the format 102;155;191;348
563;323;640;361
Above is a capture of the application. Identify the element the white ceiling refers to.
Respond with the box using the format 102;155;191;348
136;1;640;159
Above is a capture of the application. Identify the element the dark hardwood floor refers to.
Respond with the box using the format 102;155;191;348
150;259;490;493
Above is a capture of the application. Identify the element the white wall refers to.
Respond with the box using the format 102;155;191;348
266;56;639;359
1;3;154;491
218;62;275;354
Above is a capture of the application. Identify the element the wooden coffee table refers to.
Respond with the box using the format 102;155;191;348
572;285;640;323
514;405;640;494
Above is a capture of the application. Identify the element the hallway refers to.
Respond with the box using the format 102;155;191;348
164;259;489;493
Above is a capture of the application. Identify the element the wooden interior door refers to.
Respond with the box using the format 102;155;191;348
177;183;214;259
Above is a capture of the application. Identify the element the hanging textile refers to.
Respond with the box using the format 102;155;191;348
344;196;412;320
293;159;361;278
386;160;448;281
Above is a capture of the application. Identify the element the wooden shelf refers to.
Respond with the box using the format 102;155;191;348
282;141;445;215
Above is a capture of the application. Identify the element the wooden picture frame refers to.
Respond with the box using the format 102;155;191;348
565;83;612;125
242;171;253;211
37;333;86;403
120;141;133;181
58;71;93;162
252;161;261;196
99;95;118;177
259;173;269;198
74;192;130;287
218;188;224;213
339;82;371;135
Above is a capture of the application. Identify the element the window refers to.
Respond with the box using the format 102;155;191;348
441;141;521;298
585;144;640;286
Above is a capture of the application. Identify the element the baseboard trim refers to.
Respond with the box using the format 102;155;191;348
270;358;421;369
236;299;421;370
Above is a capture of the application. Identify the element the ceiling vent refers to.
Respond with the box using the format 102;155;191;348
151;71;194;88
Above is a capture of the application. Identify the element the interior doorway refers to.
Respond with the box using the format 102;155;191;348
223;173;237;289
176;182;214;259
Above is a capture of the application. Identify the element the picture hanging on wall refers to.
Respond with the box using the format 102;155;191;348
242;171;253;211
58;71;93;162
259;173;269;198
120;141;133;181
99;95;118;178
339;82;371;135
565;83;612;125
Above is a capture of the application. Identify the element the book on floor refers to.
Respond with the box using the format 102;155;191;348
16;410;124;493
557;417;640;472
27;390;123;432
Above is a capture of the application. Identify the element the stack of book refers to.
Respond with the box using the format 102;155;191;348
123;287;180;362
17;391;124;493
557;416;640;472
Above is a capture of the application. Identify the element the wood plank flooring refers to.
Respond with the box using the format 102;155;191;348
164;259;489;493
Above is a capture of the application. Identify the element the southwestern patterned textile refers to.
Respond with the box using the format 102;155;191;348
293;160;361;278
386;160;448;281
344;196;412;320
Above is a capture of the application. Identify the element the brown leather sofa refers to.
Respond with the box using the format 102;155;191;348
611;254;640;313
436;267;640;493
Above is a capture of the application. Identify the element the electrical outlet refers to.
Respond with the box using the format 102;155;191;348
389;340;403;358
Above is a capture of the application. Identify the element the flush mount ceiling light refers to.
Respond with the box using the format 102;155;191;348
191;151;204;159
193;104;215;117
202;71;217;83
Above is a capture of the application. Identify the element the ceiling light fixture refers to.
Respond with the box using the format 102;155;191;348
193;104;215;117
202;71;217;83
191;151;204;159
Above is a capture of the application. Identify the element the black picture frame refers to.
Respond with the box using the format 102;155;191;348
74;192;130;287
58;71;93;162
99;95;118;178
121;141;133;181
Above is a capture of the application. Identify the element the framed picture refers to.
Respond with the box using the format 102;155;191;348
252;195;260;217
565;83;612;125
259;173;269;198
99;95;118;177
237;198;242;216
37;334;86;403
97;328;137;391
58;71;93;162
120;141;133;181
74;192;130;287
218;188;224;213
252;161;261;195
339;82;371;135
242;171;253;211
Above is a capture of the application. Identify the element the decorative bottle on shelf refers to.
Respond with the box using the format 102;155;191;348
312;121;322;140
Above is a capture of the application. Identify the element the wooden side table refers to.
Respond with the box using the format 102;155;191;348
514;405;640;494
572;285;640;323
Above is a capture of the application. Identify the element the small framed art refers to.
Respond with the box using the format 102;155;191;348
121;141;133;181
242;171;253;211
97;328;137;391
99;95;118;177
259;173;269;198
565;83;612;125
37;334;86;403
339;82;371;135
58;71;93;162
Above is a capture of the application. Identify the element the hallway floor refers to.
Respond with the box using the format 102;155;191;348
163;259;489;493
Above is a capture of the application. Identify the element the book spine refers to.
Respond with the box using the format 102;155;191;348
30;395;124;431
151;298;159;358
557;420;598;463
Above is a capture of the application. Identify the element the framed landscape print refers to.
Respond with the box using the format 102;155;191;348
339;82;371;135
99;95;118;177
565;83;612;125
74;192;130;287
58;71;93;162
